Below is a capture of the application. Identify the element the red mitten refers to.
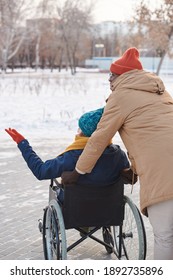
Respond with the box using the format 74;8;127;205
5;128;25;144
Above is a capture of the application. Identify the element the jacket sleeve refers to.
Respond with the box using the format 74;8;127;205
18;139;74;180
76;93;125;173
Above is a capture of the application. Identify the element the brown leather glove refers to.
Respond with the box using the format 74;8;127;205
120;168;138;185
61;169;80;185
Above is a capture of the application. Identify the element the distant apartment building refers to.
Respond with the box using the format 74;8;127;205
92;20;131;38
26;18;59;32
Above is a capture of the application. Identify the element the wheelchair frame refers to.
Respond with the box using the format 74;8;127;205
39;178;147;260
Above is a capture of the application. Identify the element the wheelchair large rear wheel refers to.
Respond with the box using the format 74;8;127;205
112;195;147;260
42;199;67;260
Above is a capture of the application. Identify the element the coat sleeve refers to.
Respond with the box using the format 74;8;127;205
76;93;125;173
18;139;75;180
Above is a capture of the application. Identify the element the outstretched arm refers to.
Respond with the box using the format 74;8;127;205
5;128;73;180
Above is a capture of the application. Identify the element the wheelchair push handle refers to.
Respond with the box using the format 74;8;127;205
50;178;63;190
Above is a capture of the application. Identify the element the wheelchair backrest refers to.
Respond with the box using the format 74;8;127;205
62;178;125;229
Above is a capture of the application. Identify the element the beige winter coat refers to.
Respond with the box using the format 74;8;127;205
76;69;173;215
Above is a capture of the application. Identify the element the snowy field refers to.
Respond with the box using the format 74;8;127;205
1;68;173;146
1;69;109;142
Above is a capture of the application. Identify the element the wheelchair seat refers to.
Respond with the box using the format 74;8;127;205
62;178;124;229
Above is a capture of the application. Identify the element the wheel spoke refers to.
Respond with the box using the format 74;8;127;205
42;199;67;260
112;196;147;260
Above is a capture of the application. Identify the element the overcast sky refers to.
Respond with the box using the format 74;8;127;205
33;0;163;23
92;0;162;23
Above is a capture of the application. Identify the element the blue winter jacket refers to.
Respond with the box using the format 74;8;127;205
18;139;129;186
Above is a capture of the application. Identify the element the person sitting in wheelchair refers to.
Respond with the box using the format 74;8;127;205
5;107;136;203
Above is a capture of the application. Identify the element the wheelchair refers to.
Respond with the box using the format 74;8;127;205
38;177;147;260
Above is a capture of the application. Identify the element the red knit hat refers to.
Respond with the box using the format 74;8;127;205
110;47;143;75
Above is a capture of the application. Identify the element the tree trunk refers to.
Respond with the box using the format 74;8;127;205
35;35;41;71
156;51;166;75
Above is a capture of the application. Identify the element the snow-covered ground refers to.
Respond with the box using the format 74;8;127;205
1;68;173;146
1;69;109;142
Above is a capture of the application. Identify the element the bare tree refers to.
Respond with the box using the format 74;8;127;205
38;19;63;71
57;0;94;74
133;0;173;74
0;0;32;72
30;0;65;72
23;0;94;73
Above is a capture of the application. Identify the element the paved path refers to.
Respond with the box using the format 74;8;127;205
0;138;153;260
